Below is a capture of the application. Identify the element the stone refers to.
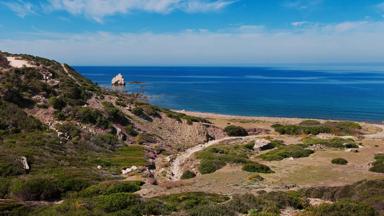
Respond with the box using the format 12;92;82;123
97;165;102;170
112;73;126;86
121;165;138;175
20;156;30;171
253;139;271;152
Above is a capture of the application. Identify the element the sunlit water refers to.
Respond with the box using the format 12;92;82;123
75;66;384;122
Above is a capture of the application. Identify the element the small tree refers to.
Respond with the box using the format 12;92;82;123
224;125;248;137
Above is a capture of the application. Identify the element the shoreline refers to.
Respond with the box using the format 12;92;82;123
173;109;383;125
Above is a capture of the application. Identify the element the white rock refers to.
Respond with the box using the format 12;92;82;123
20;156;30;170
112;73;125;86
121;165;138;175
97;165;102;170
253;139;271;151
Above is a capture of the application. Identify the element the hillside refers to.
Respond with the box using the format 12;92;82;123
0;52;383;216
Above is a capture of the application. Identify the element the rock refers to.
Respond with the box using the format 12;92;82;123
20;156;30;172
146;177;157;185
121;165;138;175
97;165;102;170
253;139;271;152
112;73;125;86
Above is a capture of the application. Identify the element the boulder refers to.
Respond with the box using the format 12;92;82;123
253;139;271;152
112;73;126;86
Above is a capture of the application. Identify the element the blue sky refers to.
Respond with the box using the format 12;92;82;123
1;0;384;65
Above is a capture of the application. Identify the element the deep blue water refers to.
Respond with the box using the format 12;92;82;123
74;66;384;122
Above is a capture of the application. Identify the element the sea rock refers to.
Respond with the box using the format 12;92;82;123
112;73;125;86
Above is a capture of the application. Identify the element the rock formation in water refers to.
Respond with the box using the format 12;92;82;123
112;73;126;86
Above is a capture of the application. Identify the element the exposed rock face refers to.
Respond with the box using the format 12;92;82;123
112;73;125;86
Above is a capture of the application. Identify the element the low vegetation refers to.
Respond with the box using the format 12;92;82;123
299;200;377;216
181;170;196;179
331;158;348;165
197;143;272;174
242;162;273;173
260;144;314;161
303;137;359;149
369;154;384;173
272;120;361;136
224;125;248;136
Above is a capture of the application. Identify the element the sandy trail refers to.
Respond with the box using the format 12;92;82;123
170;135;259;180
61;64;81;86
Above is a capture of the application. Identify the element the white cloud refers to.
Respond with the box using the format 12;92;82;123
291;21;310;27
284;0;323;10
1;21;384;65
46;0;235;22
183;0;235;13
1;0;35;17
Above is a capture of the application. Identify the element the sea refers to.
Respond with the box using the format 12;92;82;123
74;65;384;123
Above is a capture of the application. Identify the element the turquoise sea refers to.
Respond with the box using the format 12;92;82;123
74;65;384;122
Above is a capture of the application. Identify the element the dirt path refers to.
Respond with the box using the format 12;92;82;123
365;124;384;139
61;64;81;86
169;135;259;180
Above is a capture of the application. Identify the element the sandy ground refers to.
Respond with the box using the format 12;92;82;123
6;57;35;68
140;110;384;198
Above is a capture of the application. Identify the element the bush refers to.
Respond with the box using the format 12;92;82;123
48;97;66;110
299;120;321;126
260;144;314;161
199;159;226;174
126;125;138;137
332;158;348;165
72;107;110;129
369;154;384;173
102;101;130;125
242;162;273;173
303;137;358;149
224;125;248;136
181;170;196;179
300;200;377;216
260;140;285;151
79;181;142;197
0;178;10;198
98;192;141;212
10;177;61;201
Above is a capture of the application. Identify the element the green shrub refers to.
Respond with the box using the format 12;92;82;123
260;140;285;151
0;159;24;177
199;159;226;174
224;125;248;136
159;192;229;211
260;144;314;161
102;101;130;125
126;125;138;137
332;158;348;165
0;178;10;198
135;132;156;144
10;177;61;201
244;141;255;150
79;181;142;197
300;200;377;216
303;137;358;149
369;154;384;173
72;107;110;129
98;192;141;212
132;107;145;116
272;124;331;135
55;123;81;139
242;162;273;173
48;97;66;110
181;170;196;179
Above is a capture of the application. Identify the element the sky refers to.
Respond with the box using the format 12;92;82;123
1;0;384;65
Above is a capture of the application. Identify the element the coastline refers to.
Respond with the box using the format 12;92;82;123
173;109;382;125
